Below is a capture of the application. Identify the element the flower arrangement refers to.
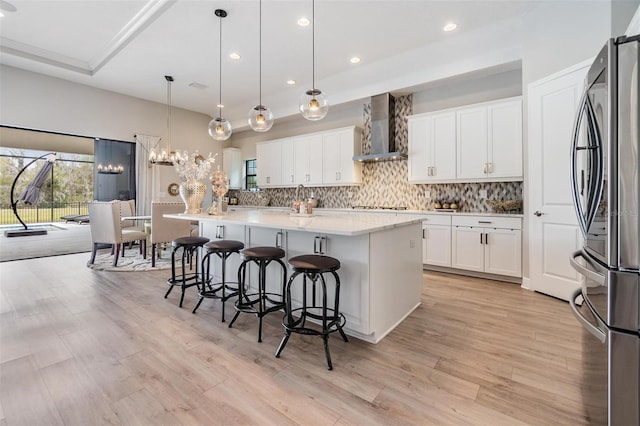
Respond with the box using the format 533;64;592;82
172;151;217;181
210;167;228;198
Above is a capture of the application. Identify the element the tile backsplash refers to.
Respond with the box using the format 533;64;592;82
234;94;523;213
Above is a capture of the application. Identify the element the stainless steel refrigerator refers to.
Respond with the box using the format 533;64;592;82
569;34;639;425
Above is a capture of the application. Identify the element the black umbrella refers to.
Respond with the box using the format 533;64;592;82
5;153;56;237
18;159;54;205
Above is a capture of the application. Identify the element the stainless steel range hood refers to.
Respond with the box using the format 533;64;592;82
353;93;407;162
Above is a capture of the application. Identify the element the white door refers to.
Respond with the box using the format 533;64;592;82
456;106;487;179
451;226;484;272
528;61;590;301
488;99;523;179
422;224;452;267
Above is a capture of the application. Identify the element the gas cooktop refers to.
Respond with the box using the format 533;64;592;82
351;206;408;210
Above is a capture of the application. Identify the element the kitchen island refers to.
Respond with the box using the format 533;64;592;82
166;209;423;343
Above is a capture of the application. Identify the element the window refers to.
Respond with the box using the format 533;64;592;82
245;159;257;190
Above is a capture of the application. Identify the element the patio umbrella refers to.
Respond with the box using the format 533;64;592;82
18;158;54;205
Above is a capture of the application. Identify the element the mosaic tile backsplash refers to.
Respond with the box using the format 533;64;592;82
233;94;523;213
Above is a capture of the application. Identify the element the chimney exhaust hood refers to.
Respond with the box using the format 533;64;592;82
353;93;407;162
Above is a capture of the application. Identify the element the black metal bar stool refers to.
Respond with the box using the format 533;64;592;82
193;239;245;321
164;236;210;307
228;246;287;342
275;254;348;370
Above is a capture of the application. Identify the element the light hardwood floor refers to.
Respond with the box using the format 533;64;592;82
0;253;594;425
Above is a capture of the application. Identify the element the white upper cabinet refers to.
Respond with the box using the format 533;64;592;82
256;126;362;188
256;140;282;187
456;97;523;181
294;133;323;185
408;111;456;183
323;127;363;185
222;147;242;189
409;97;523;183
281;138;295;186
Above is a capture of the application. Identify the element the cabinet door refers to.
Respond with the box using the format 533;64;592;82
456;106;488;179
246;227;287;295
256;141;281;187
488;99;522;179
451;226;484;272
422;224;451;267
294;134;323;185
484;228;522;277
222;147;242;189
281;138;295;186
323;127;362;185
408;115;431;182
430;111;456;180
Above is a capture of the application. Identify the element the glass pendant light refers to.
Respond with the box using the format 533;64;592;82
208;9;232;141
299;0;328;121
248;0;274;132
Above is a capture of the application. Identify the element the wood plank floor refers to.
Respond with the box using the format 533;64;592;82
0;253;594;425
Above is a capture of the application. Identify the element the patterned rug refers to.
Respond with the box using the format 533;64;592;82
86;250;173;272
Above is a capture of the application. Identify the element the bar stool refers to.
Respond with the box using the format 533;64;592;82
193;239;245;321
164;236;210;307
275;254;348;370
228;246;287;342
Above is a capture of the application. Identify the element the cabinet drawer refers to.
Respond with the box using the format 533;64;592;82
421;214;451;226
452;215;521;229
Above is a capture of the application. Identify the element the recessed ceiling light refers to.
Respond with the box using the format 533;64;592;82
217;104;224;108
0;11;4;17
443;22;457;32
287;80;296;85
229;52;241;60
350;57;361;64
297;17;310;27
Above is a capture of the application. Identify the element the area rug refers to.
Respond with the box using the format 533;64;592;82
87;251;172;272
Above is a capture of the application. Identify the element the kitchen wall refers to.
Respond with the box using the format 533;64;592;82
234;91;522;212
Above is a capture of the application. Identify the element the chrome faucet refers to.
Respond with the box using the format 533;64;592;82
295;184;306;202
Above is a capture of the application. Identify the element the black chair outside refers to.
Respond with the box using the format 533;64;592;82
275;254;348;370
165;236;210;307
193;239;245;321
228;246;287;342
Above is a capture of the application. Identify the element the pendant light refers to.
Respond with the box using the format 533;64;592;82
248;0;274;132
149;75;181;165
208;9;232;141
299;0;328;121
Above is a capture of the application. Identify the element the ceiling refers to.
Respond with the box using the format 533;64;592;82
0;0;537;131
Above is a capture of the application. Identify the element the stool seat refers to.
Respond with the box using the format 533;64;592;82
205;240;244;252
241;246;286;260
173;236;209;247
288;255;340;272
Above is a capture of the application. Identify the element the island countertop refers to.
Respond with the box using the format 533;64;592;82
165;209;423;236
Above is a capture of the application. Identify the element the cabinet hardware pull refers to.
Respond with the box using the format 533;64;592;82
487;162;493;173
291;174;294;183
275;231;283;248
314;236;320;253
483;163;487;174
320;236;326;254
484;233;488;244
216;225;224;239
480;233;483;245
422;229;426;239
534;211;544;217
478;221;492;224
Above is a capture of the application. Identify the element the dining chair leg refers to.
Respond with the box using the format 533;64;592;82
89;243;98;264
152;243;157;267
113;243;121;266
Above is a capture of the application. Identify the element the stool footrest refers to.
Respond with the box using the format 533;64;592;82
235;291;284;317
282;308;346;336
198;281;239;300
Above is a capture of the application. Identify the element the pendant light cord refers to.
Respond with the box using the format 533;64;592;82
218;13;223;119
312;0;315;91
259;0;262;107
167;76;172;151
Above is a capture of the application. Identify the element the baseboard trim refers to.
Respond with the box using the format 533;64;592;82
423;265;521;284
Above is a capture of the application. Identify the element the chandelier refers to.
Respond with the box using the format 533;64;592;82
149;75;183;165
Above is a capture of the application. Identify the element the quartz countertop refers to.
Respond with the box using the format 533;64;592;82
166;209;423;236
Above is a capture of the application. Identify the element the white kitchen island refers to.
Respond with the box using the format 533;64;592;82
166;209;423;343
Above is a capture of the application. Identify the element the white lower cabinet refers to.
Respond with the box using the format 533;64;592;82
286;231;369;335
200;222;246;285
421;214;452;267
450;215;522;278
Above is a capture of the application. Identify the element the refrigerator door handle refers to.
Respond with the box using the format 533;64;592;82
569;249;606;285
570;288;607;343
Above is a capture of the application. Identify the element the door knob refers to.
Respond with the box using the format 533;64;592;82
534;211;544;217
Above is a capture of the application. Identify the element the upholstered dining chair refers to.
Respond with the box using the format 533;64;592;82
88;201;147;266
150;202;192;267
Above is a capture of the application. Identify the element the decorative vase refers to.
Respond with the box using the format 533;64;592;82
178;179;206;214
207;194;224;215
